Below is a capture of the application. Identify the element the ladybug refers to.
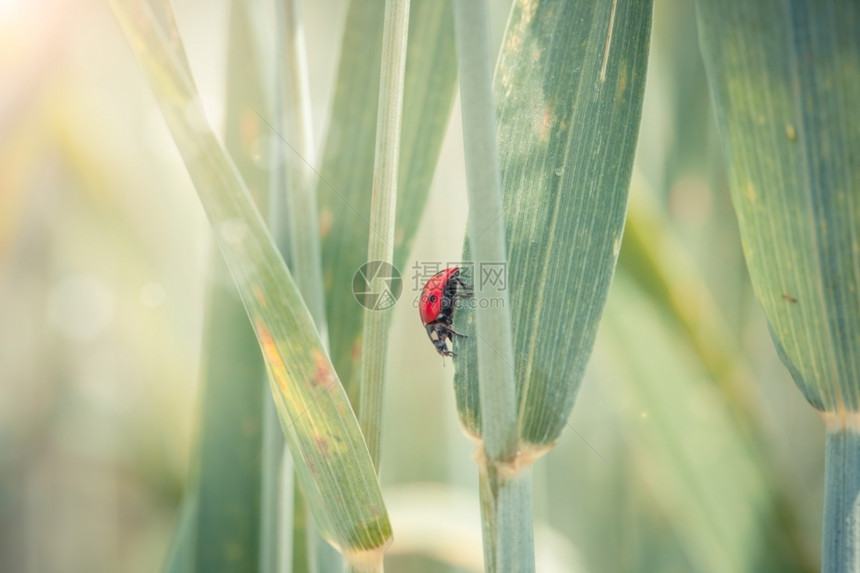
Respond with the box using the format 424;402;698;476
419;267;472;357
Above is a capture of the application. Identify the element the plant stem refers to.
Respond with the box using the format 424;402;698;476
357;0;411;471
822;425;860;573
452;0;518;463
453;2;531;571
479;466;535;572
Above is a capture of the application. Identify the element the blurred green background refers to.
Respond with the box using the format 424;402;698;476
0;0;825;572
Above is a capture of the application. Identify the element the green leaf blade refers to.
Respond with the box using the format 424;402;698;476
455;0;653;446
695;0;860;414
109;0;391;562
318;0;456;404
165;4;271;571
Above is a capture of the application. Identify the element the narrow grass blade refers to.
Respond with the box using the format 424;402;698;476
619;180;817;569
619;181;761;431
318;0;456;406
696;3;860;570
454;0;653;451
453;0;518;464
597;271;814;573
110;1;391;565
194;257;267;572
268;0;340;569
276;0;327;341
356;0;410;472
453;1;527;570
184;3;269;571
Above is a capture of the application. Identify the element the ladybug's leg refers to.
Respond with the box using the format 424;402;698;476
436;339;454;357
428;323;455;357
425;323;438;343
455;277;473;296
446;326;468;338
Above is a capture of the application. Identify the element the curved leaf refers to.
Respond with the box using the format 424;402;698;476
109;0;390;562
696;0;860;414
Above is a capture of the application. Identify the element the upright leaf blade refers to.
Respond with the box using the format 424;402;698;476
109;1;391;563
162;5;270;571
453;1;530;570
454;0;653;448
356;0;411;471
318;0;456;404
195;260;266;572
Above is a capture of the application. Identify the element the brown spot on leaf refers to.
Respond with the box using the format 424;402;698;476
306;456;318;477
257;321;292;399
312;349;336;388
539;106;552;141
314;434;330;457
240;110;260;149
253;284;266;307
782;293;798;303
615;61;629;100
319;208;333;238
351;337;363;363
519;0;538;24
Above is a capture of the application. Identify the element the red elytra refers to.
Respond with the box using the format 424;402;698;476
419;267;472;357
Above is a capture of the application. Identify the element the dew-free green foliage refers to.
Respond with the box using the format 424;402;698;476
173;4;270;571
450;1;652;570
453;0;518;463
194;258;267;573
696;0;860;414
452;1;526;570
619;187;764;432
163;497;197;573
318;0;457;406
356;0;411;472
454;0;653;447
600;271;808;573
822;429;860;572
269;0;338;570
696;2;860;571
109;0;391;562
